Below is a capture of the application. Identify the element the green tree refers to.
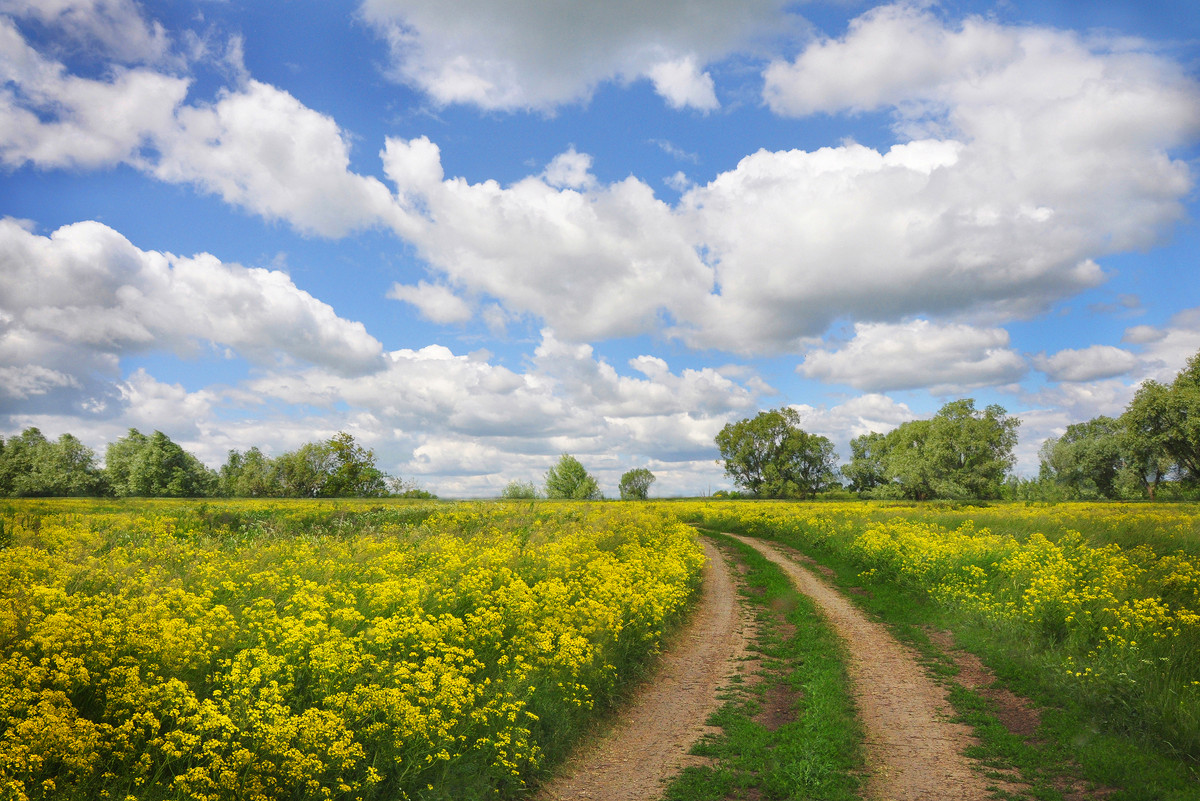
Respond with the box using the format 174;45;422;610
0;429;104;497
105;429;215;497
1122;350;1200;495
923;399;1020;499
219;447;279;497
500;480;541;499
843;400;1020;500
715;408;839;499
618;468;655;500
842;431;888;493
1038;416;1126;499
323;432;389;497
545;454;603;500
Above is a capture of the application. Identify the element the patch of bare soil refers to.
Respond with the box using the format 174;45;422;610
731;535;1021;801
533;538;755;801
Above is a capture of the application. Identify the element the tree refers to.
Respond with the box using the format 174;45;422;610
0;428;104;497
842;431;888;493
1038;416;1126;499
1122;350;1200;495
219;447;278;497
715;408;838;499
618;468;655;500
323;431;389;497
922;399;1020;499
545;454;603;500
500;480;541;499
105;429;215;497
843;399;1020;500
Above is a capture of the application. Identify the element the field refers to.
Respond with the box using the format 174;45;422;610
0;500;703;801
3;499;1199;800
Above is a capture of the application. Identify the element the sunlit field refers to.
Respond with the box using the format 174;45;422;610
677;500;1200;769
0;500;703;801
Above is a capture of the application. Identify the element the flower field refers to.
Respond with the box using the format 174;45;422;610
677;500;1200;765
0;500;704;801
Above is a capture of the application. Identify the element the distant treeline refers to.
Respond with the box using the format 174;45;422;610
0;428;434;499
716;348;1200;502
5;349;1199;501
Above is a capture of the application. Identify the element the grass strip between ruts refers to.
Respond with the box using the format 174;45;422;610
663;532;864;801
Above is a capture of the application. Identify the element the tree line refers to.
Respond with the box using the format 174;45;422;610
0;428;433;499
716;349;1200;501
5;349;1198;501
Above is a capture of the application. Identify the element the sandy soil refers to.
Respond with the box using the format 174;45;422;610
732;535;1010;801
533;538;754;801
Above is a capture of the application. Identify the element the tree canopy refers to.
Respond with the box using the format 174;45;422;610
715;408;838;499
618;468;655;500
0;428;105;497
545;454;603;500
845;399;1019;500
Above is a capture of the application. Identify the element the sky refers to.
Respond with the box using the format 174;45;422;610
2;0;1200;498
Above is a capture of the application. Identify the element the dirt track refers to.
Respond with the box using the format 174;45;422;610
533;538;753;800
536;534;1002;800
732;535;1002;801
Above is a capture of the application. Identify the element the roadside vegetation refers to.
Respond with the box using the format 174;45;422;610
678;500;1200;799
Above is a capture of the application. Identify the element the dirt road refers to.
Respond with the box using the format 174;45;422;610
733;535;1002;801
536;533;1003;801
534;538;753;801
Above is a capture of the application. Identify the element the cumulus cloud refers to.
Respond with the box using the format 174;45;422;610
1123;307;1200;383
0;17;189;168
0;218;385;415
787;393;919;461
798;320;1027;392
647;54;719;111
1033;345;1138;382
357;0;789;110
380;138;714;341
388;281;473;324
0;0;171;64
228;329;760;493
374;6;1199;355
154;80;400;238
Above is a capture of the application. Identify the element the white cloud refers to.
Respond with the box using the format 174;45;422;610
380;138;714;341
0;17;189;168
387;281;473;324
647;54;719;111
1123;307;1200;383
1033;345;1138;382
0;218;385;416
542;147;595;190
798;320;1027;392
357;0;791;110
153;80;400;238
227;330;761;494
787;393;919;462
0;0;172;64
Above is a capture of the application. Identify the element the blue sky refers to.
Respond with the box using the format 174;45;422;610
2;0;1200;497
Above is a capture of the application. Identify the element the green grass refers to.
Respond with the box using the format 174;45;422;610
754;526;1200;801
662;533;863;801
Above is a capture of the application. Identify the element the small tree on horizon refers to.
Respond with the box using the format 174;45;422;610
618;468;655;500
545;454;603;500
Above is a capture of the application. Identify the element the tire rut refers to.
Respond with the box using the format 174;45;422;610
731;535;1005;801
533;537;753;801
